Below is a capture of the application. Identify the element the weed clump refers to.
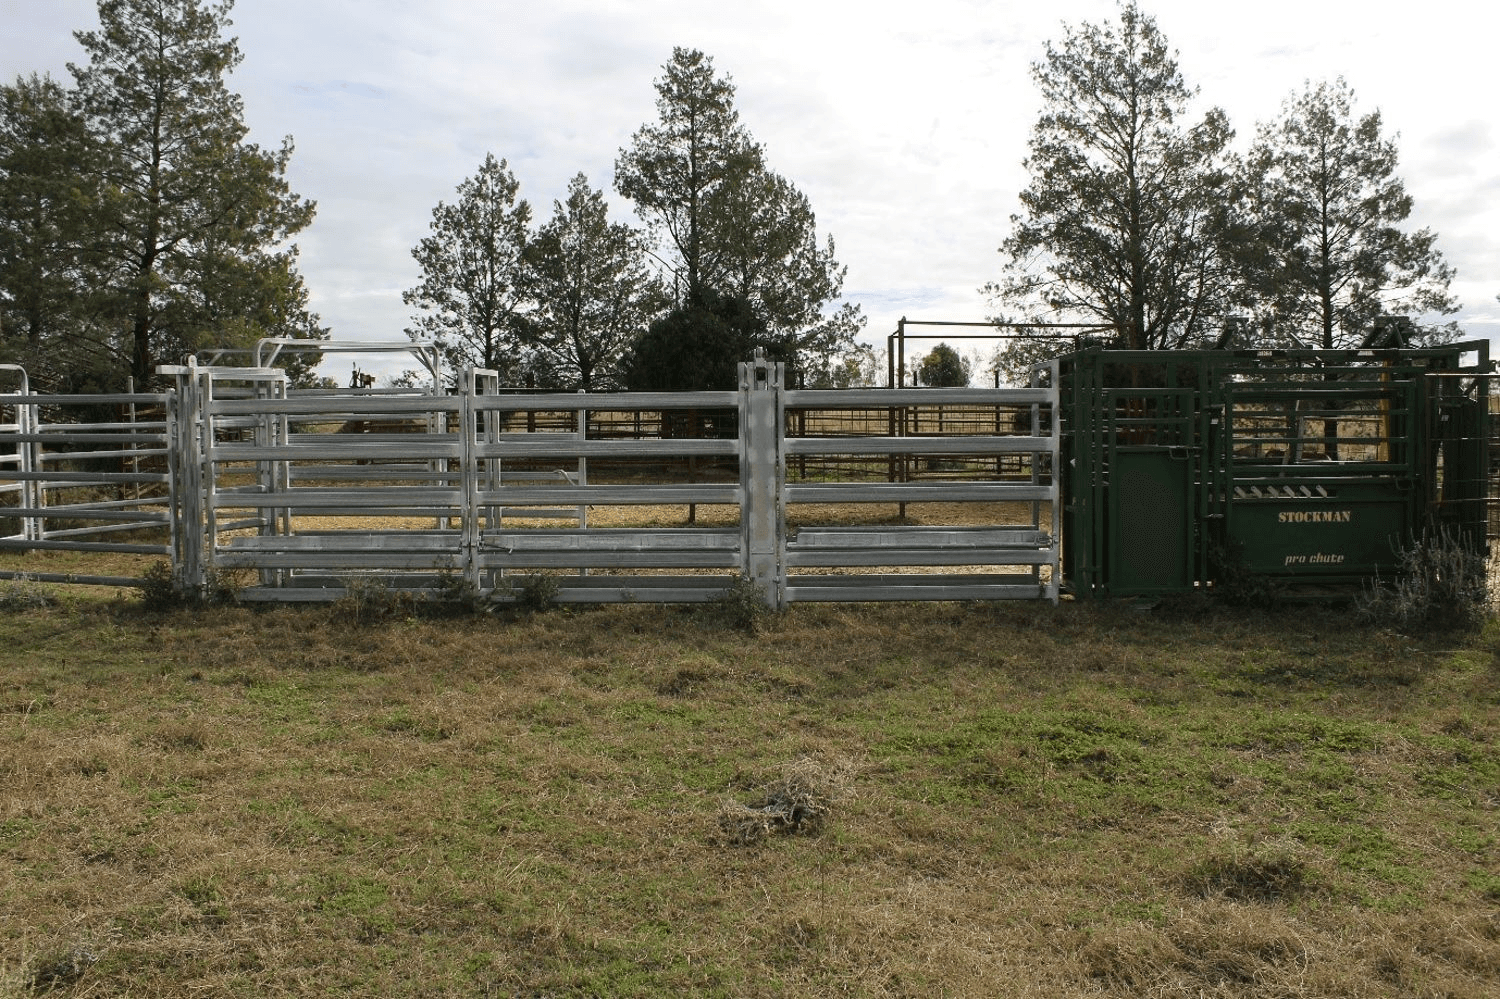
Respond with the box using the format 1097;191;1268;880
147;718;210;751
139;561;239;610
1357;525;1490;633
26;944;99;990
501;573;559;613
708;574;775;634
0;574;56;611
427;569;489;616
1153;589;1214;621
332;575;419;626
717;756;855;846
1181;842;1315;902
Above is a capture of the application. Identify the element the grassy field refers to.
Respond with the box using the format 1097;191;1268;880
2;572;1498;997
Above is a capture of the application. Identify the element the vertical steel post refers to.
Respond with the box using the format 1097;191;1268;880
576;391;589;578
1028;366;1043;592
576;391;589;532
161;366;188;580
739;352;785;609
164;388;180;572
896;317;906;388
166;360;208;595
472;368;501;531
459;368;481;591
473;368;502;590
127;376;141;501
273;376;291;559
5;368;41;543
255;375;278;587
194;367;216;598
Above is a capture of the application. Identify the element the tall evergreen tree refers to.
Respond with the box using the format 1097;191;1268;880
621;288;781;393
1244;78;1458;348
526;173;663;391
709;163;862;371
404;153;533;379
987;2;1240;366
69;0;320;386
615;47;757;304
615;47;862;381
0;73;109;386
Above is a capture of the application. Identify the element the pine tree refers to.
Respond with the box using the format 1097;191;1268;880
621;288;779;393
1244;78;1458;348
615;47;861;383
615;47;756;303
525;173;663;390
69;0;319;385
987;2;1239;363
709;164;862;371
0;73;108;387
404;153;533;379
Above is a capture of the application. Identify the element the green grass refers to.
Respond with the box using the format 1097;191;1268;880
2;587;1499;996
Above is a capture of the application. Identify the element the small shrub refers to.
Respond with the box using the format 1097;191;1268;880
201;567;242;606
138;561;240;610
1209;538;1281;608
427;569;489;616
502;573;559;614
0;574;56;611
333;575;419;626
139;560;180;610
1357;525;1490;633
708;574;774;634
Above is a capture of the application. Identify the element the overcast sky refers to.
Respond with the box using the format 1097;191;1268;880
4;0;1497;381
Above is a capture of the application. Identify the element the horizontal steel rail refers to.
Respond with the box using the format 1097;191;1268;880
0;469;169;485
784;574;1051;603
787;482;1054;504
0;538;169;554
784;434;1052;455
788;388;1053;407
0;569;151;588
0;392;168;407
0;507;166;521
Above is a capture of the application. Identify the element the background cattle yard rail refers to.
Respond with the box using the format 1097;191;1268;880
1;364;175;588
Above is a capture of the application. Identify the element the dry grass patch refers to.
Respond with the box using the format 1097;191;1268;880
1180;838;1319;903
716;756;859;845
1;593;1498;996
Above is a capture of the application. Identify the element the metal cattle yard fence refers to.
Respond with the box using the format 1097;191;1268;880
6;334;1487;607
0;363;175;588
0;348;1062;608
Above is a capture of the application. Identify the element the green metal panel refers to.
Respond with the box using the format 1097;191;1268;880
1226;482;1410;581
1051;339;1491;599
1429;376;1490;550
1108;447;1193;595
